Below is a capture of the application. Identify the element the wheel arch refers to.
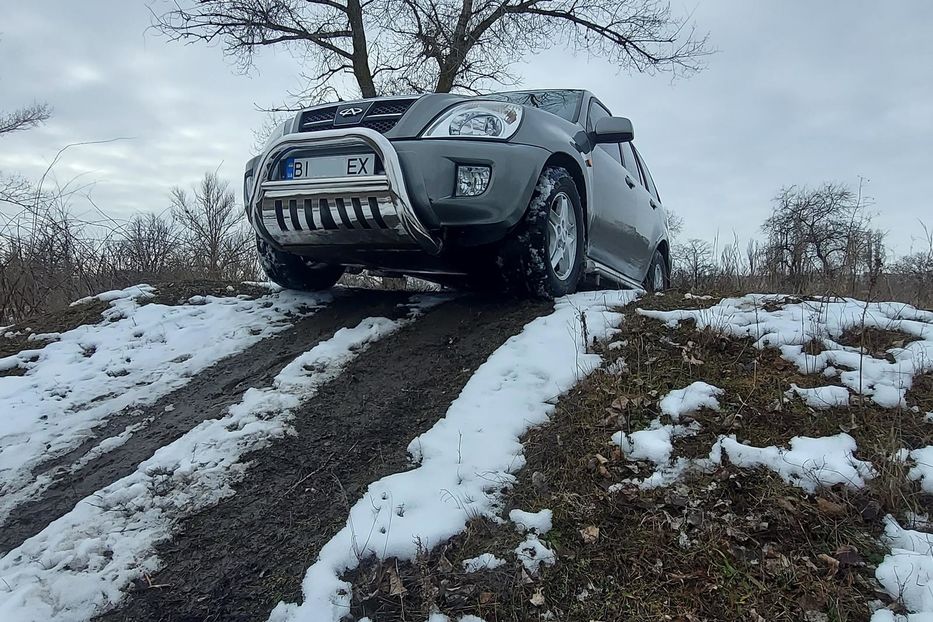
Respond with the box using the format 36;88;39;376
656;237;672;275
543;151;588;223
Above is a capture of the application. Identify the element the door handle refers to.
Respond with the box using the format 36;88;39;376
625;176;636;189
650;199;658;210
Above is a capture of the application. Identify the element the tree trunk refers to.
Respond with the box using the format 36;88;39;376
346;0;377;97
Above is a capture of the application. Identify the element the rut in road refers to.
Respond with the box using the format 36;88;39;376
0;290;413;556
96;295;548;622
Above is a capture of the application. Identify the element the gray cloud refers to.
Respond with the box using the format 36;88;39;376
1;1;931;254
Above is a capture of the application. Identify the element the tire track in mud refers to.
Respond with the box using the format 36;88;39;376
0;290;414;556
96;295;548;622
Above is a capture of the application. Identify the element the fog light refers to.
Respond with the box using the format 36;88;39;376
456;165;491;196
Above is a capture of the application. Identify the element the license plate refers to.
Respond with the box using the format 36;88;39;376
284;154;375;179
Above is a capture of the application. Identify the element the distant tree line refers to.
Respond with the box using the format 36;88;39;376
669;182;932;307
0;165;257;322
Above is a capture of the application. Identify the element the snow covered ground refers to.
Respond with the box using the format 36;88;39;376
0;299;431;621
268;290;637;622
0;285;325;525
640;295;933;409
4;288;933;621
625;295;933;620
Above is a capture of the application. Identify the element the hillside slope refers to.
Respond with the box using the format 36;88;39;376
1;285;932;622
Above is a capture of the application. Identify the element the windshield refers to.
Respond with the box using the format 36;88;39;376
484;90;583;122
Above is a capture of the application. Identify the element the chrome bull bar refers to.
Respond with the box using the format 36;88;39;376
248;128;442;254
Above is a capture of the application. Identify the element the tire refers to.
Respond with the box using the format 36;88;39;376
497;166;585;298
643;248;670;293
256;236;344;291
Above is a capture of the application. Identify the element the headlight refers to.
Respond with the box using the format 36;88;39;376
422;101;523;140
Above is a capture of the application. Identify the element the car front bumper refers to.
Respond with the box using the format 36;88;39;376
246;129;549;257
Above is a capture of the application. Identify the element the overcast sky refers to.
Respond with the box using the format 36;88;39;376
1;1;932;254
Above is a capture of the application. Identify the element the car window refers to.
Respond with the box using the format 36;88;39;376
619;141;644;185
633;146;661;203
588;100;623;164
485;90;583;122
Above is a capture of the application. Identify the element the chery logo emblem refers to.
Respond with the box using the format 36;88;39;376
339;107;363;117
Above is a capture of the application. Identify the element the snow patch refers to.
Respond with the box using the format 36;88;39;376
909;446;933;493
613;419;700;467
462;553;506;573
786;383;851;409
514;534;557;574
872;516;933;620
659;381;723;421
69;284;156;307
508;508;552;534
716;433;874;492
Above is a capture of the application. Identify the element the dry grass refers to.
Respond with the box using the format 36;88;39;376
343;290;933;621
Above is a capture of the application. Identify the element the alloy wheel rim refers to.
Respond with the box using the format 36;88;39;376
547;192;577;281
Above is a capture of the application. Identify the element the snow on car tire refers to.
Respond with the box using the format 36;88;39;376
256;236;344;291
498;166;585;298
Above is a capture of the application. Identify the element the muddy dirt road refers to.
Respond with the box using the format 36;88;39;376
0;291;413;555
95;294;546;622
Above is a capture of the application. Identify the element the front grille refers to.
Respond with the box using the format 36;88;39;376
298;98;418;135
359;119;399;134
369;101;412;116
302;106;338;124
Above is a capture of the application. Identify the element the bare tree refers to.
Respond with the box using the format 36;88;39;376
665;208;684;241
150;0;709;101
0;102;52;137
675;238;712;289
115;213;182;279
760;183;882;292
171;171;254;280
390;0;709;93
892;221;933;305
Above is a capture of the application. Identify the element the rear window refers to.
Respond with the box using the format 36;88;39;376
484;90;583;122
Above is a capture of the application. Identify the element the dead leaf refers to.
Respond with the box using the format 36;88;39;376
610;396;630;411
681;350;704;365
817;553;839;577
580;525;600;544
530;587;545;607
387;564;407;596
833;545;864;567
860;500;882;521
816;497;847;517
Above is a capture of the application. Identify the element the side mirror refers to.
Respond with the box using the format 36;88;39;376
593;116;634;143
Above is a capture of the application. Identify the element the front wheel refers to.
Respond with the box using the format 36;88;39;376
256;236;344;291
497;166;585;298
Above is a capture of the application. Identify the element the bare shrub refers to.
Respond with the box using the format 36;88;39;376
170;171;257;282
